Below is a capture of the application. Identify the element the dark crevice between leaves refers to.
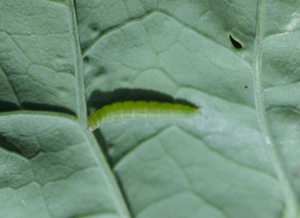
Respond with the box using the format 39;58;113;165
0;101;19;112
21;102;76;116
114;171;135;217
229;34;242;49
93;129;114;167
0;135;23;156
0;101;76;116
0;134;41;159
93;127;134;218
87;88;197;112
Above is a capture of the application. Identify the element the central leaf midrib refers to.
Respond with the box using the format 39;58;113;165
253;0;298;217
68;0;86;127
68;1;132;217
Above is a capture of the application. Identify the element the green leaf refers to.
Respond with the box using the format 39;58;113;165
0;0;299;218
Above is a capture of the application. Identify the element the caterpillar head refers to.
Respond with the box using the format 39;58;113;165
87;119;97;131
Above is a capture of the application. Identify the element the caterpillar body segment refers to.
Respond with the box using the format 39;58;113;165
87;101;200;131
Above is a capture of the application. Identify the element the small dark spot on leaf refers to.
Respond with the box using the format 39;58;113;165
83;56;89;63
229;35;242;49
89;23;99;32
244;85;248;89
95;67;106;76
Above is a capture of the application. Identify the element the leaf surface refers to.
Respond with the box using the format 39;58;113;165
0;0;299;218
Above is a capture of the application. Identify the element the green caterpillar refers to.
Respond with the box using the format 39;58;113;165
87;101;200;131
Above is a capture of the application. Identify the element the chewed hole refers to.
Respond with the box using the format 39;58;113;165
229;35;242;49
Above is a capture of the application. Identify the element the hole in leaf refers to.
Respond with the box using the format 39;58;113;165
229;35;242;49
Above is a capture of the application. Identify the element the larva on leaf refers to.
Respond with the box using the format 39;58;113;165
87;101;200;131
